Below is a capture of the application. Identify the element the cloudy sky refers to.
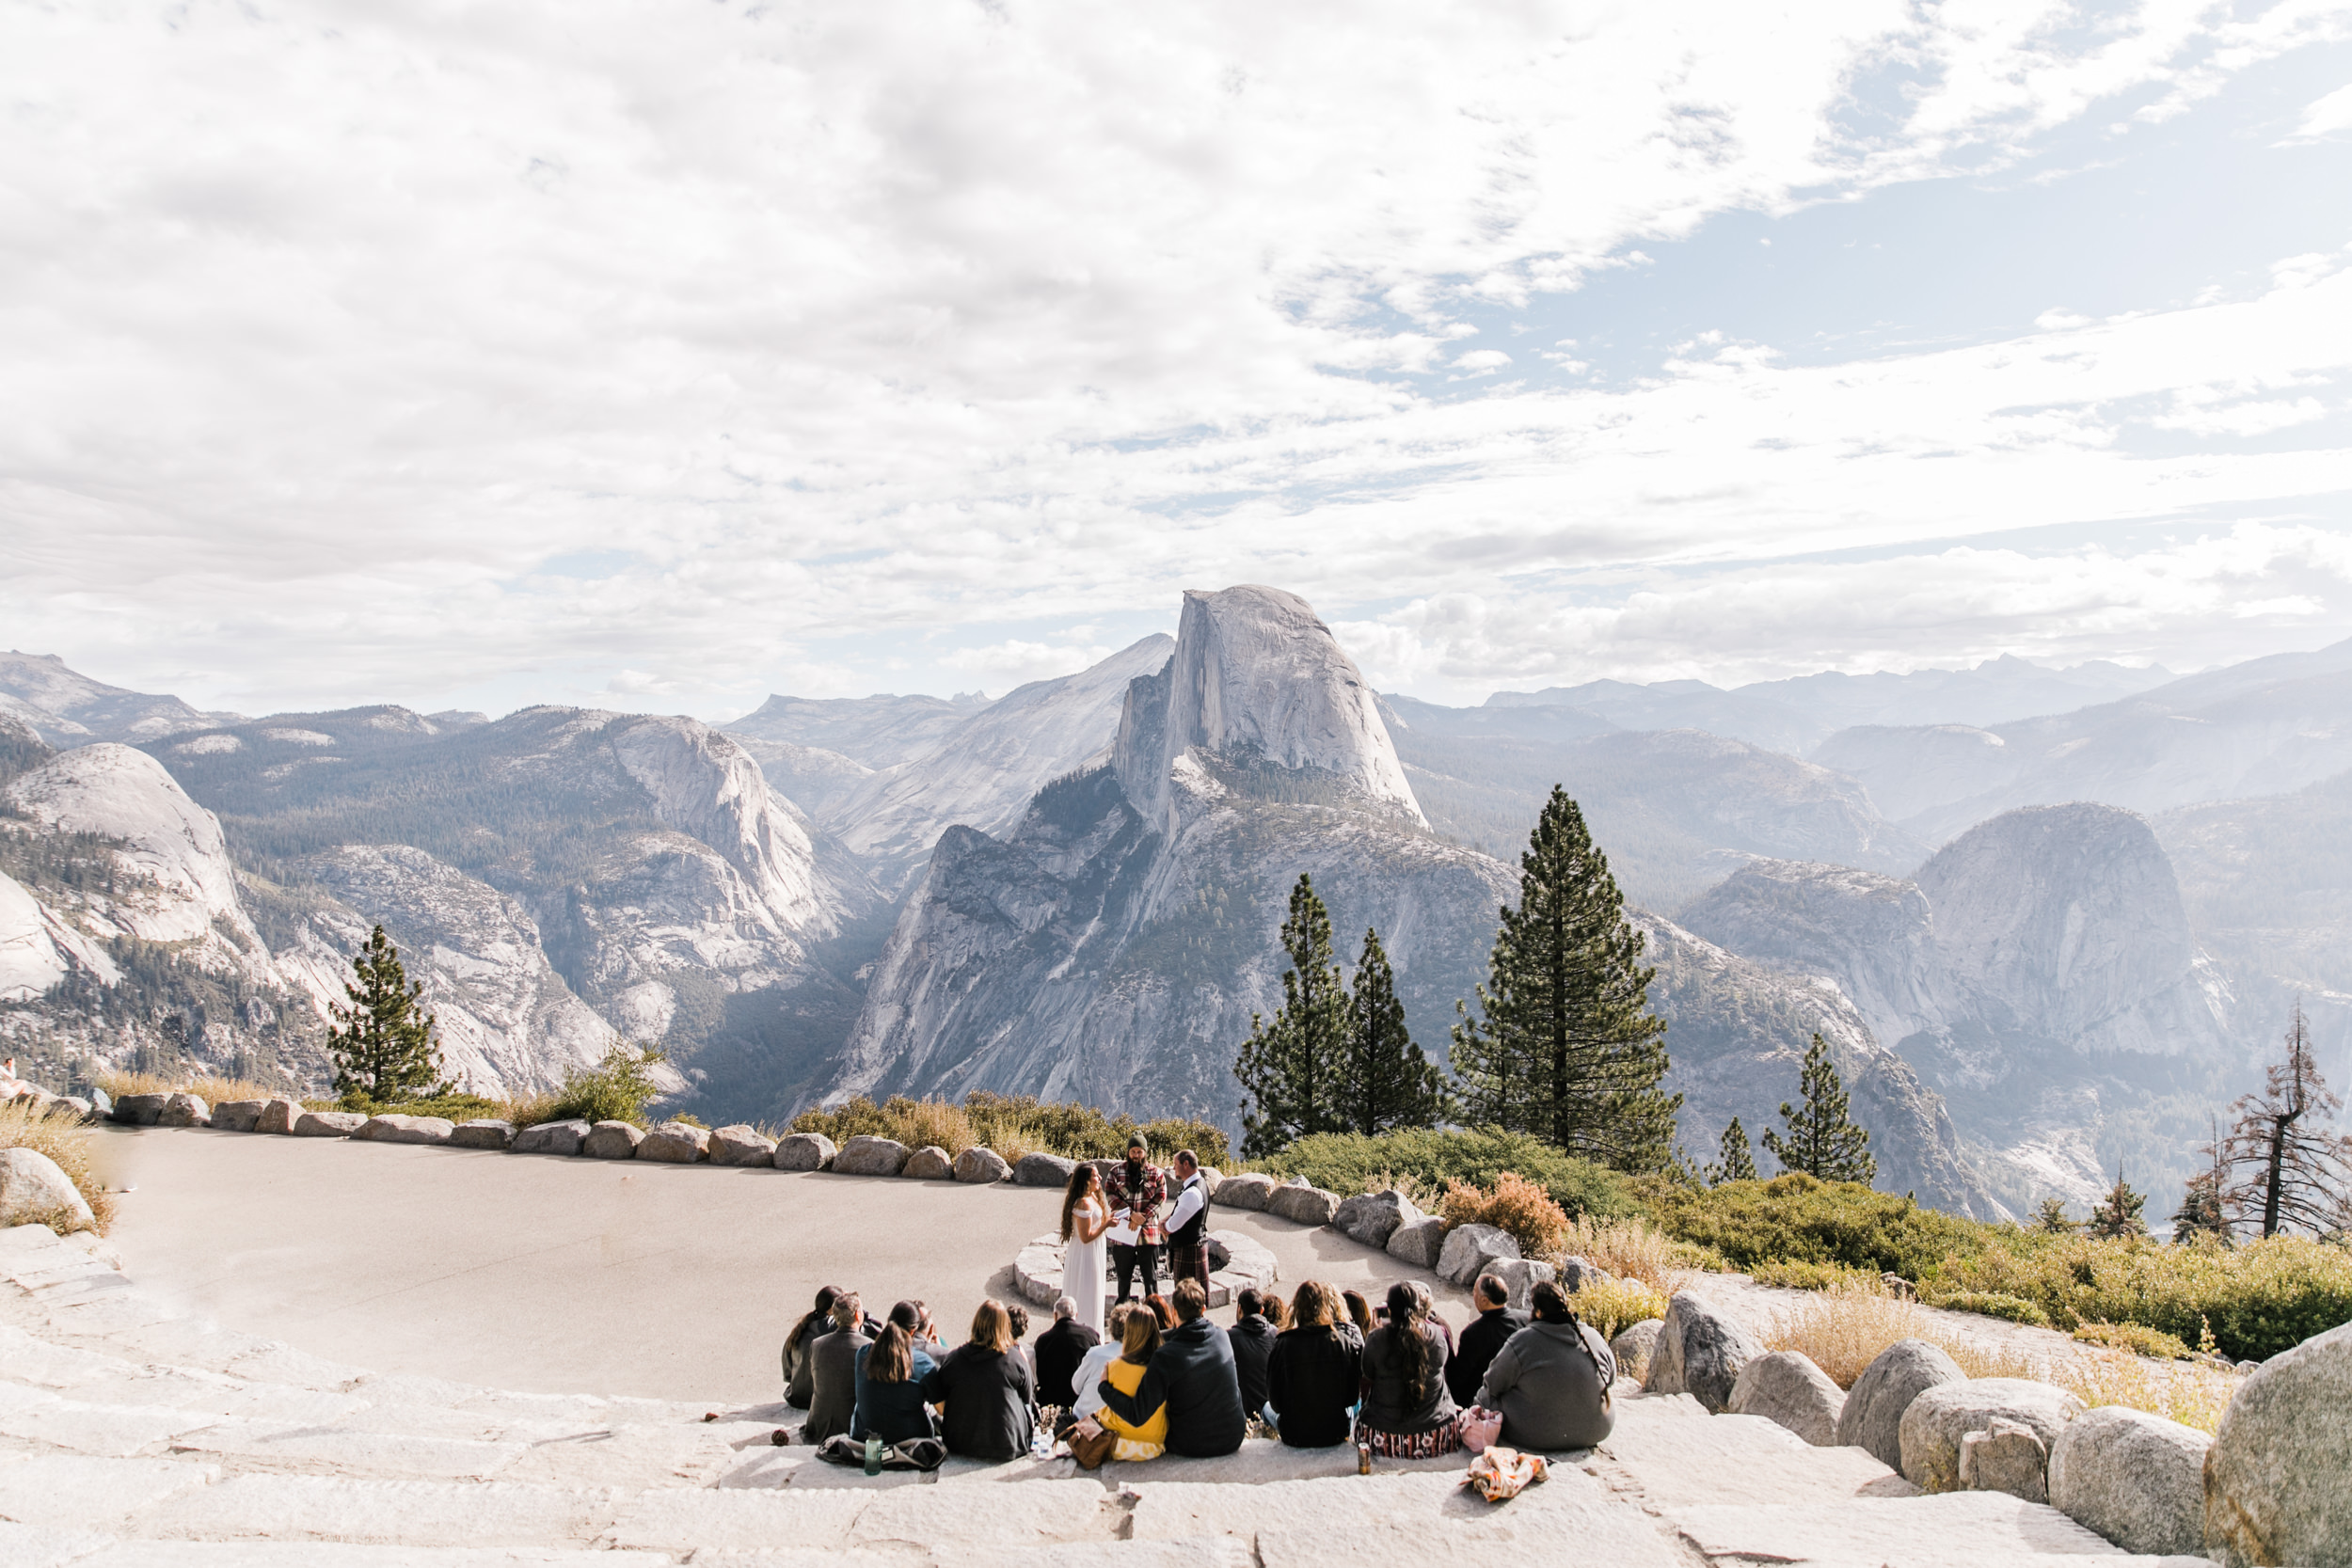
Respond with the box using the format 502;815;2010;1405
4;0;2350;717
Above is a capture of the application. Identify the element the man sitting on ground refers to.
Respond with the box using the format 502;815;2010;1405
1226;1287;1278;1419
1096;1278;1245;1457
1475;1279;1619;1450
1034;1296;1101;1411
1447;1272;1529;1409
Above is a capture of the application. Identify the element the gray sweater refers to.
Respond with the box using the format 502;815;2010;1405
1474;1319;1617;1451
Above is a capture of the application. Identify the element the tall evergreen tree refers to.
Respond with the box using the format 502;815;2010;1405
2032;1197;2075;1235
1235;875;1351;1159
1339;927;1448;1136
2220;1002;2352;1238
1450;786;1679;1173
328;925;449;1106
2086;1167;2149;1240
1706;1117;1757;1185
1760;1035;1876;1184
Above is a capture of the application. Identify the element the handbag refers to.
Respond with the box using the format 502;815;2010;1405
815;1433;947;1472
1460;1405;1504;1454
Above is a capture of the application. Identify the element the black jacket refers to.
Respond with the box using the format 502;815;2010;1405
1033;1316;1100;1409
1265;1323;1362;1448
1226;1314;1278;1415
919;1345;1035;1461
1097;1315;1245;1457
1448;1306;1529;1409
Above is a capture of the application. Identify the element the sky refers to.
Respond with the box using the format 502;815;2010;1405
3;0;2351;719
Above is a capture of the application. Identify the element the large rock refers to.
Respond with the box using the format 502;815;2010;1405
582;1120;645;1160
113;1093;167;1126
156;1093;210;1127
772;1132;835;1172
1011;1151;1074;1187
449;1119;516;1150
1556;1255;1616;1293
1899;1377;2083;1495
1611;1319;1664;1375
512;1118;590;1156
210;1100;265;1133
1332;1189;1419;1249
901;1145;954;1180
1487;1258;1557;1313
953;1147;1010;1183
2049;1406;2208;1556
1729;1350;1846;1447
1436;1223;1520;1287
1385;1215;1447;1269
1643;1291;1765;1413
1959;1417;2050;1502
834;1135;912;1177
637;1122;711;1163
708;1126;778;1166
1836;1338;1965;1469
254;1098;302;1135
293;1111;366;1137
353;1114;455;1146
2203;1318;2352;1568
0;1148;92;1230
1216;1173;1277;1212
1265;1182;1340;1227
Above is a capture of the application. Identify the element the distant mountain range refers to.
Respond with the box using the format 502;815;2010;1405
5;617;2348;1219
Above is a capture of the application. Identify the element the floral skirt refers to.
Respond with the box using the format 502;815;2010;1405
1356;1412;1465;1459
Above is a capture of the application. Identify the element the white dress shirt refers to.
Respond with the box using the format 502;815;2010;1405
1071;1341;1122;1419
1165;1174;1206;1238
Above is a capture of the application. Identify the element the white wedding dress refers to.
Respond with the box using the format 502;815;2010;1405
1066;1197;1107;1335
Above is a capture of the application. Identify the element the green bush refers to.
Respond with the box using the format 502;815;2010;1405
2073;1320;2193;1360
340;1091;508;1123
1751;1258;1880;1292
1936;1291;2051;1327
1258;1128;1640;1220
1639;1172;1989;1279
521;1046;667;1128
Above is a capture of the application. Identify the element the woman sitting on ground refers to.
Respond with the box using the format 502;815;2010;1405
783;1284;841;1408
1142;1292;1178;1333
918;1300;1037;1461
1339;1290;1374;1348
803;1291;871;1445
1065;1302;1135;1435
1070;1307;1168;1466
852;1304;940;1446
1357;1280;1464;1458
1475;1280;1619;1450
1264;1280;1361;1449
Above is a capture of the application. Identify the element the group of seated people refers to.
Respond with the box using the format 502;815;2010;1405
779;1267;1617;1465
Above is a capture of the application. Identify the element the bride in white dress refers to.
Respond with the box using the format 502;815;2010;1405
1061;1165;1111;1335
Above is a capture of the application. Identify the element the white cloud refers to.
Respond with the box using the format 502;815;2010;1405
2281;80;2352;142
941;641;1118;691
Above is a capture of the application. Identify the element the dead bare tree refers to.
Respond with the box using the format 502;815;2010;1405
2221;1001;2352;1239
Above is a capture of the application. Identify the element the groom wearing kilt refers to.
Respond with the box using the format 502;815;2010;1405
1165;1149;1212;1293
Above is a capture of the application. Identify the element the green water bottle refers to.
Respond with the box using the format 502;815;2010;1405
864;1435;882;1475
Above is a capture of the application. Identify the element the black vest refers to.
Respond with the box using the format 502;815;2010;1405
1170;1175;1209;1246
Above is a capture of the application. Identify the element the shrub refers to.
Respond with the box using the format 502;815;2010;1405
787;1092;1231;1168
1752;1259;1880;1292
1439;1172;1570;1258
1639;1172;1991;1280
2074;1321;2193;1360
1260;1128;1639;1220
341;1091;509;1123
1566;1277;1670;1338
1560;1214;1710;1292
96;1068;296;1106
1937;1291;2051;1327
0;1101;113;1235
515;1046;667;1128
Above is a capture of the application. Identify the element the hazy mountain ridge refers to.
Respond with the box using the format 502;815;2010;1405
0;651;246;747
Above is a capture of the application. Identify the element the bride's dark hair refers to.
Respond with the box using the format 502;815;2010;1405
1059;1162;1102;1241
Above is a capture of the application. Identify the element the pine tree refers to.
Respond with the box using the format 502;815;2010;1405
1760;1035;1876;1184
328;925;449;1106
1705;1117;1757;1185
2086;1168;2149;1240
1450;786;1680;1173
1339;927;1447;1136
2032;1197;2075;1235
1235;875;1351;1159
2218;1002;2352;1239
2173;1113;2235;1244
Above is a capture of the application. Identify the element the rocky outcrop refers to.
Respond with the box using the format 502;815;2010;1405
0;1147;91;1228
1836;1339;1963;1470
708;1126;777;1165
2202;1319;2352;1568
1898;1378;2082;1495
952;1147;1010;1183
1728;1351;1844;1446
834;1136;911;1177
1333;1190;1419;1250
1437;1224;1519;1287
582;1121;645;1159
772;1132;834;1171
901;1146;954;1180
353;1115;453;1145
1385;1216;1446;1268
2047;1406;2209;1557
1643;1291;1764;1413
513;1119;590;1156
1264;1183;1340;1227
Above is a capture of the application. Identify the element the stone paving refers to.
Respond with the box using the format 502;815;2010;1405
0;1221;2221;1567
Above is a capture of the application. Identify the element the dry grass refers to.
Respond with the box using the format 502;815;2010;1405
1762;1278;2238;1433
95;1069;301;1106
1552;1214;1688;1294
0;1101;114;1235
1565;1277;1670;1338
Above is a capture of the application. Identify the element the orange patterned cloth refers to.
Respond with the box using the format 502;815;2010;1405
1463;1444;1548;1503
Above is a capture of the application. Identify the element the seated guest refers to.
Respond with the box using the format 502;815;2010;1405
1476;1280;1619;1450
919;1300;1037;1461
1265;1281;1361;1449
1226;1287;1278;1418
1033;1296;1102;1411
803;1291;871;1445
1358;1280;1464;1458
851;1316;937;1445
783;1284;841;1407
1070;1303;1135;1429
1447;1273;1530;1410
1096;1279;1245;1458
1007;1303;1034;1378
1143;1292;1178;1332
1072;1309;1168;1465
1340;1290;1374;1348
